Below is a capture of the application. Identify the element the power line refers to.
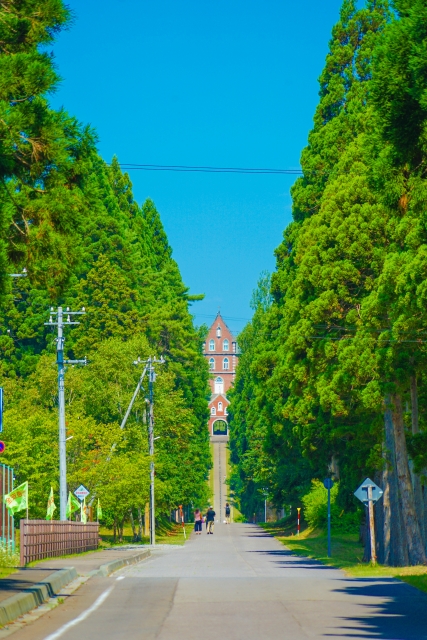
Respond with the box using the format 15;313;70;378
113;163;304;175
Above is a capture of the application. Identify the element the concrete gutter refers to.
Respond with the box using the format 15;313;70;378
89;549;151;577
0;548;151;627
0;567;78;627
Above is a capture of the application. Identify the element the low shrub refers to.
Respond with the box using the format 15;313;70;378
301;479;361;534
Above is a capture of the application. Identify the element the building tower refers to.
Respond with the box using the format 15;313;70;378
203;312;238;437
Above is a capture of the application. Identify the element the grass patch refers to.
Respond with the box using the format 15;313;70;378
209;442;214;502
261;523;427;593
99;519;188;546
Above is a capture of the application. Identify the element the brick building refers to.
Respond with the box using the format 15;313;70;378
203;313;238;437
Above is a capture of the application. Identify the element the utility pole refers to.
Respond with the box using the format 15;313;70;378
120;356;164;545
147;356;165;545
45;307;86;521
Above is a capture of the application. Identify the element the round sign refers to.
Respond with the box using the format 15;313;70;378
0;441;6;454
323;478;334;490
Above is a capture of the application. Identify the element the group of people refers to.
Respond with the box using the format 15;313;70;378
194;503;231;535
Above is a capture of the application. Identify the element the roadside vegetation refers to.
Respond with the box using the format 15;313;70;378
0;1;211;532
229;0;427;568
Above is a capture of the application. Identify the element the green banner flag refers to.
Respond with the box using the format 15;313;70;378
46;487;56;520
66;492;80;519
4;481;28;515
97;498;102;521
81;497;87;524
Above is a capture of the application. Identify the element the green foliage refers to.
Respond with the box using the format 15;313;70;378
0;1;211;527
301;480;361;533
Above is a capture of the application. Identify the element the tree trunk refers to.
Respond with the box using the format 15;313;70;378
138;507;143;540
410;375;426;549
391;393;426;565
383;398;408;566
129;510;137;541
113;518;117;544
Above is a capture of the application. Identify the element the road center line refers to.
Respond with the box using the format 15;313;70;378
116;576;125;581
43;586;114;640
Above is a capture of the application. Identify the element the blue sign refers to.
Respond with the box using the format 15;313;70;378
0;387;3;433
354;478;383;505
323;478;334;490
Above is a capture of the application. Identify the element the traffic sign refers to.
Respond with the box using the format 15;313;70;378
0;441;5;454
74;484;90;502
354;478;383;505
323;478;334;490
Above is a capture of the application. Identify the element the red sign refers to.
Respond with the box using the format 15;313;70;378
0;441;6;454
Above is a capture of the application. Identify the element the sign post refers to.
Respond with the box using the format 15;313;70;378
297;507;301;536
354;477;383;565
323;478;334;557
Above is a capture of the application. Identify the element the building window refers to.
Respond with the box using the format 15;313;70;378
224;407;228;415
211;407;216;415
223;358;229;370
223;339;229;351
209;358;215;370
218;402;223;411
216;325;221;338
209;339;215;351
214;377;224;394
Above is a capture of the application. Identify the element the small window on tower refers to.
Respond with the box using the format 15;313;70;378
223;358;229;370
216;325;221;338
218;402;223;411
209;339;215;351
223;339;229;351
209;358;215;370
211;407;216;415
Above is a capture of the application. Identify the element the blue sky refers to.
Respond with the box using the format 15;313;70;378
51;0;343;335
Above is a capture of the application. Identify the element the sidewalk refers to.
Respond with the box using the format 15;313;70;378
0;545;150;626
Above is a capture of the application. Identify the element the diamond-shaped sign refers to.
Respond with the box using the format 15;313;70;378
74;484;90;502
354;478;383;505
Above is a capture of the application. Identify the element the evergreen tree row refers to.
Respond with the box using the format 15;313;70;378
229;0;427;565
0;0;211;530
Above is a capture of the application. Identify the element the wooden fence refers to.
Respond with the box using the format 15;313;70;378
20;520;99;566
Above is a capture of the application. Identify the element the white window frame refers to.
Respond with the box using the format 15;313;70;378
223;358;229;370
214;377;224;394
218;401;223;411
223;339;229;351
209;339;215;351
209;357;215;370
211;407;216;415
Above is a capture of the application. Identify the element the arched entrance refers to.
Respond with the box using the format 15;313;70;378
212;419;228;436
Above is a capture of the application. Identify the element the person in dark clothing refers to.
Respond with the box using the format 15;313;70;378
206;506;216;534
225;502;231;524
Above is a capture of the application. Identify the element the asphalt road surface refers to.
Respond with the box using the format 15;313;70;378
212;439;228;520
9;523;427;640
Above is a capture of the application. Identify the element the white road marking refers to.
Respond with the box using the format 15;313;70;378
43;586;114;640
116;576;125;581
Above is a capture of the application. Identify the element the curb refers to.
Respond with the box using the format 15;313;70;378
0;567;78;627
89;549;151;577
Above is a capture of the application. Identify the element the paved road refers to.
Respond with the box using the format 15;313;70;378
9;523;427;640
212;439;228;520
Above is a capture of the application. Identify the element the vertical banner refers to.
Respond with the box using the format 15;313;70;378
0;387;3;433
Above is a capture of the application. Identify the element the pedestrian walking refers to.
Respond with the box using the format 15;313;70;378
225;502;231;524
206;506;215;534
194;508;202;534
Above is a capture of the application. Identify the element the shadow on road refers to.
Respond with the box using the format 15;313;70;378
326;578;427;639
